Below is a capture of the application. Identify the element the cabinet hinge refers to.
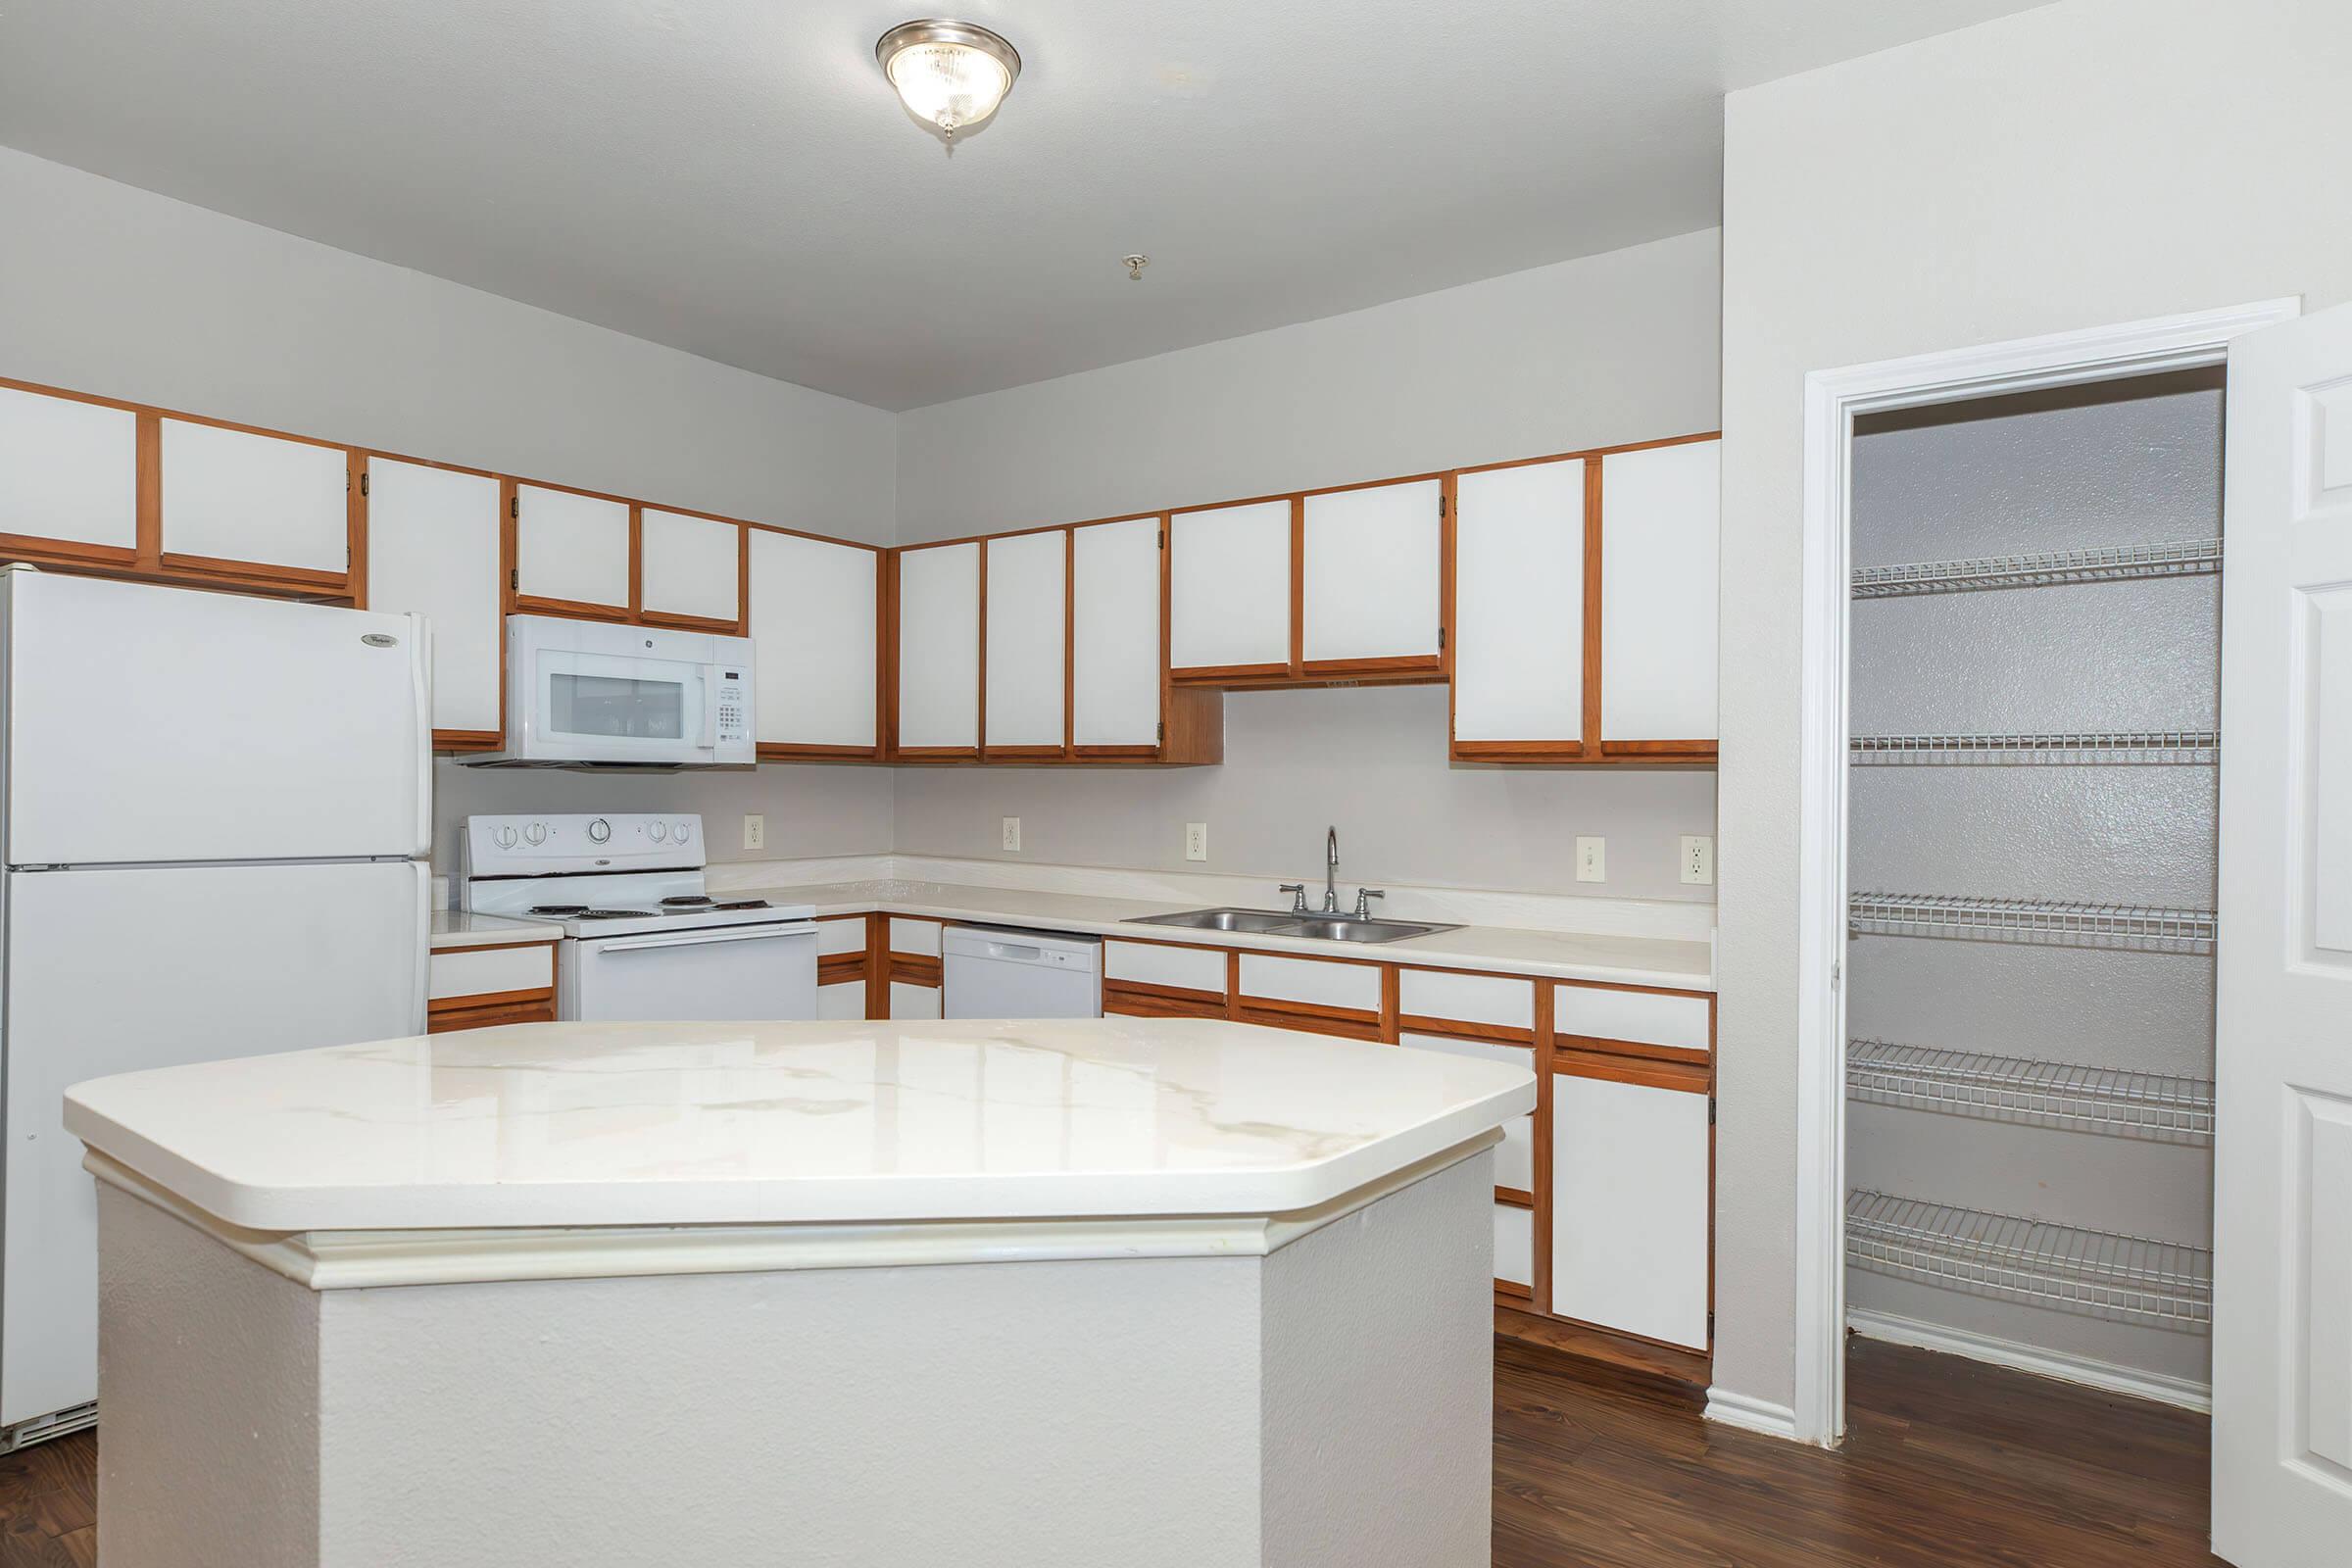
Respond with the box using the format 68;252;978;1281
509;568;518;590
1439;625;1446;651
1157;720;1165;745
1157;529;1165;549
1439;493;1447;518
359;470;369;498
1708;1096;1717;1126
511;495;519;519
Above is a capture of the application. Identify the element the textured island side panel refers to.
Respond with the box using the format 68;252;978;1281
314;1255;1264;1568
96;1185;321;1568
1260;1150;1494;1567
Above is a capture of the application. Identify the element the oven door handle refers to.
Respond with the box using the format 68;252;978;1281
593;923;817;954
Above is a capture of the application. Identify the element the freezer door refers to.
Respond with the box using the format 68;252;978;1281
2;570;429;863
1;859;427;1428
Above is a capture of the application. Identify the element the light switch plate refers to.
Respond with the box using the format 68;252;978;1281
1185;822;1209;861
1002;816;1021;852
1681;834;1714;885
1576;836;1605;883
743;814;765;852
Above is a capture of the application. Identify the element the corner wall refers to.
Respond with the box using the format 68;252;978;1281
1714;0;2352;1416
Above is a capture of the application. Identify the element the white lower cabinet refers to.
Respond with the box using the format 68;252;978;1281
1494;1203;1534;1291
1399;1033;1534;1190
817;980;867;1021
890;981;942;1020
1550;1071;1710;1349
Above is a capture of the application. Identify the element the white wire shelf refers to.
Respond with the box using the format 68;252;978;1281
1846;1190;2211;1331
1851;537;2223;599
1849;730;2219;766
1847;1039;2215;1144
1848;893;2216;955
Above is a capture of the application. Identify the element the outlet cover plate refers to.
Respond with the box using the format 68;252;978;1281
1576;836;1605;883
1002;816;1021;852
1185;822;1208;861
1681;834;1714;885
743;813;765;852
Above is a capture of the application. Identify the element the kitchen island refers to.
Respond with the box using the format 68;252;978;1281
66;1017;1532;1568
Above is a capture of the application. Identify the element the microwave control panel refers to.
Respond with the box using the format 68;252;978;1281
716;669;748;745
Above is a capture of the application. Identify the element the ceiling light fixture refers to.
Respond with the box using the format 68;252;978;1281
875;19;1021;144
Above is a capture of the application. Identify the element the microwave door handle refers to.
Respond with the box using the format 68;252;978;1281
700;664;719;751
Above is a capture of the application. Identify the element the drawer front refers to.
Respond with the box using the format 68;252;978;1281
1237;954;1382;1012
890;980;942;1020
1103;940;1228;996
1494;1203;1534;1291
1553;983;1712;1056
890;918;944;958
428;943;555;1003
817;979;867;1021
1398;968;1534;1034
815;916;869;957
1400;1033;1535;1189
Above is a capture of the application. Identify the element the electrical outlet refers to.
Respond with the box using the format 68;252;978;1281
1002;816;1021;853
1576;836;1605;883
743;813;764;852
1185;822;1209;861
1681;834;1715;885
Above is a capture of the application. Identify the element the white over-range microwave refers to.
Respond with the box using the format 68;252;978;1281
470;614;756;768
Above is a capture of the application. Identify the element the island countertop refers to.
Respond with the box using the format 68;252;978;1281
65;1018;1536;1234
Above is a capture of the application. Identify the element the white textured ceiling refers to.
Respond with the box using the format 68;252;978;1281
0;1;2047;410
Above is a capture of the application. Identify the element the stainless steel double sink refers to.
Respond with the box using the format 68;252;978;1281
1126;906;1457;945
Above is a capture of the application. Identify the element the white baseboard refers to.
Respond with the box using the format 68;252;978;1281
1846;1308;2211;1413
1702;1386;1801;1441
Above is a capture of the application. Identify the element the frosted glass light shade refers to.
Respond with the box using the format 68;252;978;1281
876;20;1021;140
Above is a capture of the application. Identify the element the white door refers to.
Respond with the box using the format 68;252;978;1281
1452;458;1586;745
746;530;878;751
1070;517;1161;749
159;417;349;574
0;386;137;551
4;571;428;862
983;530;1067;751
1168;499;1292;671
514;484;630;612
896;541;980;750
2212;301;2352;1567
640;509;741;624
1;858;426;1427
365;457;503;737
1300;478;1442;665
1599;440;1720;743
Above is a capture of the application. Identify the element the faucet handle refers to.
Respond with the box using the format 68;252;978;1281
1352;888;1386;918
1278;882;1310;912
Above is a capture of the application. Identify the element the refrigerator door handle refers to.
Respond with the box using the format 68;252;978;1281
408;612;434;858
410;858;432;1035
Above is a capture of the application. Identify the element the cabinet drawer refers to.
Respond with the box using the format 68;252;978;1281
1553;983;1711;1058
1104;940;1227;996
817;979;867;1021
890;918;943;957
1399;1033;1535;1190
1494;1203;1534;1291
815;916;869;956
428;943;555;1004
1236;954;1381;1012
1397;968;1534;1035
890;981;942;1020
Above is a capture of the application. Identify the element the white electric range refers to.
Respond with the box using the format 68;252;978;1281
457;813;817;1021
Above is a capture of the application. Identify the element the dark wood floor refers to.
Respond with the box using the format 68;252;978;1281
0;1335;2219;1566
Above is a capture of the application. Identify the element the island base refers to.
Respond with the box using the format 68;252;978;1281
92;1145;1495;1567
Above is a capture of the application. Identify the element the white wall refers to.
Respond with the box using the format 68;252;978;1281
1714;0;2352;1416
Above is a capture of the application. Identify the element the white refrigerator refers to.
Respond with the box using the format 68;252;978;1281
0;566;431;1445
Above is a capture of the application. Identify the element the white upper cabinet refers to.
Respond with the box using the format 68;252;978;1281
1071;516;1162;750
1300;478;1442;665
0;387;137;551
1168;499;1292;671
1599;439;1720;744
896;541;980;751
639;509;741;626
983;529;1067;751
1451;458;1586;746
514;484;630;612
363;458;503;737
746;529;877;751
159;418;348;574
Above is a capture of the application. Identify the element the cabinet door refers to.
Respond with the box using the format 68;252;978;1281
1599;439;1719;746
514;484;630;614
160;418;349;577
895;541;980;753
1168;499;1292;674
1070;516;1162;751
364;458;503;741
1550;1069;1710;1349
1451;458;1585;751
890;981;943;1021
639;509;741;628
983;529;1068;753
746;529;878;753
0;386;137;555
1301;477;1442;669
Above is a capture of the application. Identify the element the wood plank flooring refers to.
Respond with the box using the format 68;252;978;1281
0;1336;2219;1566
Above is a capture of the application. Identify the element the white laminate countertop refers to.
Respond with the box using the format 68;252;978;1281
428;909;556;951
737;880;1716;991
65;1018;1537;1234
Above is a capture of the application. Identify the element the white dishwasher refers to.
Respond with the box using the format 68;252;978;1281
942;925;1102;1018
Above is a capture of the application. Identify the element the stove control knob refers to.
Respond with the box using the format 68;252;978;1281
672;820;692;842
522;821;547;846
648;821;668;843
586;817;612;845
494;825;518;850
